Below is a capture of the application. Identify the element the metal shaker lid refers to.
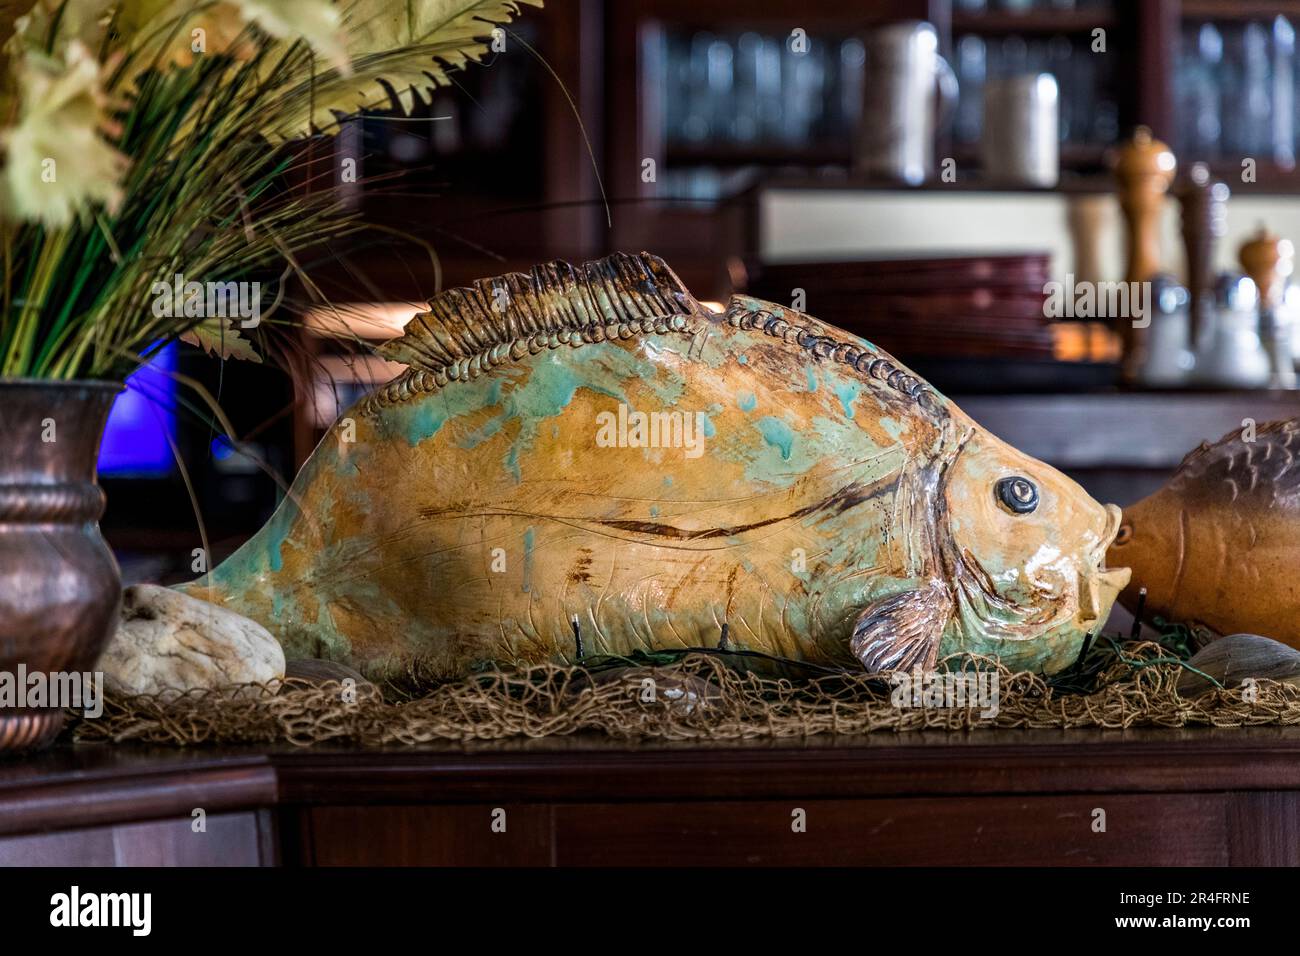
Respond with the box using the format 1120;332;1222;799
1214;271;1258;312
1148;274;1188;314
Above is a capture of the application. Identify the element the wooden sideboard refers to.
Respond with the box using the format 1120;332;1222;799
1;728;1298;866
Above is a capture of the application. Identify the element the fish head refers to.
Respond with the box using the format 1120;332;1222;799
943;425;1131;642
1104;488;1183;619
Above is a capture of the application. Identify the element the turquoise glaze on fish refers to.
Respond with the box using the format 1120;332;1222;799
184;253;1129;679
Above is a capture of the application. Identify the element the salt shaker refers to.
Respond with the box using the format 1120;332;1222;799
1135;275;1194;387
1194;273;1270;389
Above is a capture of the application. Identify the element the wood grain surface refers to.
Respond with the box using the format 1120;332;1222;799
2;729;1299;865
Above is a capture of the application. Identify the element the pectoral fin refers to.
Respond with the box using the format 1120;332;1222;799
851;580;953;672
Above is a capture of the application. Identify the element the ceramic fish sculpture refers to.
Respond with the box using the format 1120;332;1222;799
1109;419;1300;649
185;253;1129;679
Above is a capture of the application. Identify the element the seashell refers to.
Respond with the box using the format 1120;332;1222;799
1178;633;1300;697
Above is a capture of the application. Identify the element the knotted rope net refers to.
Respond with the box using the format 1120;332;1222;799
69;638;1300;748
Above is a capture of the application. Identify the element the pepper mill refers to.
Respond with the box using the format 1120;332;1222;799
1239;226;1297;389
1176;162;1229;353
1113;127;1177;381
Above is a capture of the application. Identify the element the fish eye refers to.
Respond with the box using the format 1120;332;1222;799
1113;523;1132;546
996;476;1039;515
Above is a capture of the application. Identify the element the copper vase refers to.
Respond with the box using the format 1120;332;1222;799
0;380;122;753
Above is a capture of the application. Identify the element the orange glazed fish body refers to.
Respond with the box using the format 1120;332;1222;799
1109;420;1300;647
185;253;1129;679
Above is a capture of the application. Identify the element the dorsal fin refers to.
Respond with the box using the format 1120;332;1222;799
1170;418;1300;500
378;252;706;372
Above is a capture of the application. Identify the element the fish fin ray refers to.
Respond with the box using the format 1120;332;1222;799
378;252;706;372
851;580;953;673
1172;419;1300;500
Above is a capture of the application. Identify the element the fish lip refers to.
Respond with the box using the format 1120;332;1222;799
1092;502;1133;598
1078;563;1131;625
1085;504;1132;616
1096;565;1132;591
1100;503;1123;552
1093;503;1126;569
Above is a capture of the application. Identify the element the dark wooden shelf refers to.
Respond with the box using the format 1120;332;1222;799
1180;0;1300;22
3;729;1300;865
732;169;1114;200
668;145;1112;186
666;142;852;168
952;8;1117;35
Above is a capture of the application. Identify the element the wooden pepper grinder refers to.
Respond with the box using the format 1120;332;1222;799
1113;126;1176;381
1239;226;1297;389
1176;162;1229;354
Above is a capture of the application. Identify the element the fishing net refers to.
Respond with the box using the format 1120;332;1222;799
69;634;1300;748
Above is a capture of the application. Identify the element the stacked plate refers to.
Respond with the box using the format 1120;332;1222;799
743;253;1055;361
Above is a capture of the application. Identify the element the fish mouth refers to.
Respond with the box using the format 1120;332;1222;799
1079;504;1131;624
1099;502;1123;551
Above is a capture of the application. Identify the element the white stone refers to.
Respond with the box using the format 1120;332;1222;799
98;584;285;696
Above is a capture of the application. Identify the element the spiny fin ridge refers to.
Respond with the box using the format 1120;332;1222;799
1171;418;1300;500
378;252;704;373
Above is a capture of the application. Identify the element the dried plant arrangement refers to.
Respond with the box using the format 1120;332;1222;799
0;0;538;380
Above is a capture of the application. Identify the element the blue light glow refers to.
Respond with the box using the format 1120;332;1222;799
97;343;178;477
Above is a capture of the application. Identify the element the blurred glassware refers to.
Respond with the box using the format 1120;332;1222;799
838;37;866;138
706;35;736;143
1216;24;1245;155
1272;16;1295;168
1237;22;1272;157
732;32;762;143
1176;23;1223;157
681;32;715;142
1047;35;1073;142
982;73;1059;186
955;35;986;144
662;31;685;143
856;21;957;185
1026;37;1050;75
1092;99;1120;145
1072;38;1098;142
1001;35;1030;74
755;35;784;142
782;36;826;144
656;8;1139;184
